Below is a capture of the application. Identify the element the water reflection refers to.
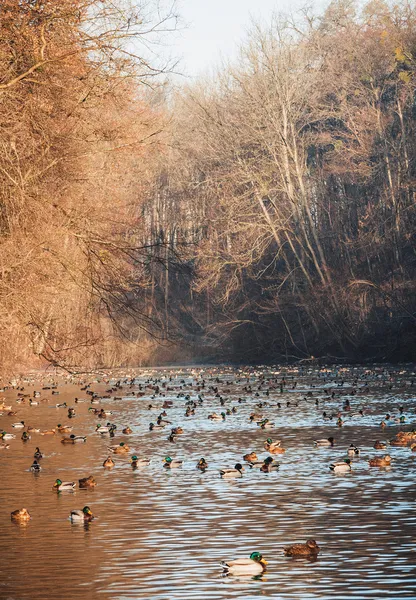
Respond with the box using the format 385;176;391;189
0;365;416;598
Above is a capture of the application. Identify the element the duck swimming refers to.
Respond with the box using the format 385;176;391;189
69;506;94;523
53;479;76;491
260;457;279;472
11;508;31;522
108;442;129;454
347;444;360;456
103;456;115;468
373;440;387;450
197;458;208;471
220;463;244;478
369;455;392;467
163;456;183;468
284;539;320;557
221;552;267;575
330;459;351;473
33;447;43;459
315;437;335;447
131;456;150;468
79;475;97;488
243;452;258;462
30;460;42;472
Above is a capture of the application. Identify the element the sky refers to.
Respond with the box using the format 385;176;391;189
174;0;308;78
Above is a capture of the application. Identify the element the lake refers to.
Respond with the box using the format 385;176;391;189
1;364;415;599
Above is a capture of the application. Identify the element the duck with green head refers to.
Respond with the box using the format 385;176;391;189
221;551;267;575
131;455;150;468
163;456;183;468
108;442;129;454
70;506;94;522
53;479;76;491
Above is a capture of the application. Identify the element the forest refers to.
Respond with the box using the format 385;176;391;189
0;0;415;372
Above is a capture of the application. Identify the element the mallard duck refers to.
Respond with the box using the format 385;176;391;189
108;442;129;454
69;506;94;523
315;437;335;447
56;402;67;408
131;455;150;467
369;454;392;467
260;457;280;472
149;422;164;431
11;508;31;522
410;443;416;452
163;456;183;468
30;460;42;472
29;399;39;406
171;427;184;435
389;438;409;447
53;479;76;491
260;419;275;429
27;426;40;433
95;424;110;434
264;438;281;451
220;463;244;478
373;440;387;450
347;444;360;456
79;475;97;488
12;421;25;428
221;551;267;575
57;424;73;433
41;429;56;435
330;459;351;473
21;431;31;441
0;442;10;450
283;539;320;557
197;458;208;470
34;447;43;459
337;417;343;427
208;413;225;421
1;432;16;440
122;426;133;434
103;456;115;468
243;452;258;462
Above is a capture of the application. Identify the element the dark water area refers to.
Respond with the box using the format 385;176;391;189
0;364;416;600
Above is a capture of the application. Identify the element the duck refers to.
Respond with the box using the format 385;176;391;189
11;508;31;522
196;458;208;471
315;437;335;447
208;413;225;421
26;426;40;433
283;539;320;557
347;444;360;456
21;431;31;441
53;479;76;491
373;440;387;450
163;456;183;468
329;458;351;473
57;424;73;433
410;443;416;452
219;463;244;478
149;422;165;431
61;434;86;444
122;426;133;434
103;456;115;468
264;438;282;452
56;402;67;408
95;424;110;434
221;551;267;575
330;459;351;473
69;506;94;523
30;460;42;472
12;421;25;428
259;419;275;429
34;447;43;459
171;427;184;435
260;457;280;472
108;442;129;454
131;455;150;467
79;475;97;488
389;437;409;447
0;442;10;450
41;429;56;435
1;432;16;440
369;455;392;467
243;452;258;462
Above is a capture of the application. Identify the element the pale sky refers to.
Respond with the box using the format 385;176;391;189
174;0;308;77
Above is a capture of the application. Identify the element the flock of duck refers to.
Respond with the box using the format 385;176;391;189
1;364;415;575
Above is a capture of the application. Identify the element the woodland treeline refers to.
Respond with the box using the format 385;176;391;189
1;0;416;372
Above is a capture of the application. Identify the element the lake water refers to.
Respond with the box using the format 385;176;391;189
1;364;416;600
